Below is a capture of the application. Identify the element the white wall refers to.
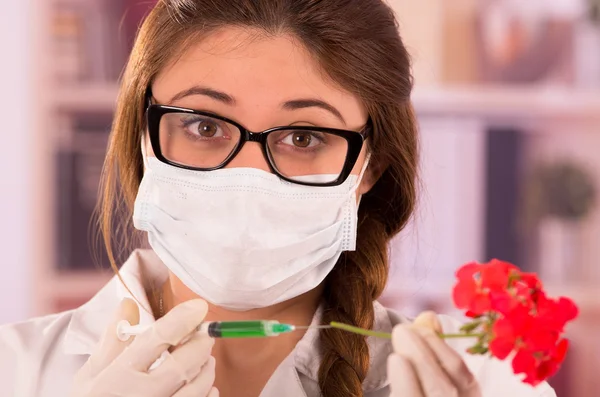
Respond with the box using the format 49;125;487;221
385;0;445;85
0;0;34;323
384;117;487;316
381;2;487;311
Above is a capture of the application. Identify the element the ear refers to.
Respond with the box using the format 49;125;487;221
357;159;385;196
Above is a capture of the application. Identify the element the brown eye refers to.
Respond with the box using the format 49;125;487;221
292;132;312;148
198;120;219;137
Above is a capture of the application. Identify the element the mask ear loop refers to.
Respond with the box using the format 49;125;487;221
350;152;371;193
130;133;162;322
141;134;150;170
349;152;371;206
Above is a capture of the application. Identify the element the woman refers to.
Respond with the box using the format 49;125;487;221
0;1;556;396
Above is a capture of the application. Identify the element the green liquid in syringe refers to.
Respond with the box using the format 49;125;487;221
207;320;294;338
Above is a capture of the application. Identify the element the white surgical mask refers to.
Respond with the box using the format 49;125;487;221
133;142;369;310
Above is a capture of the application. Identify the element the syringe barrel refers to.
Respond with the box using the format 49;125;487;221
200;320;280;338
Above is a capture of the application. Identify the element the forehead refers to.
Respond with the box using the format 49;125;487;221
152;27;367;127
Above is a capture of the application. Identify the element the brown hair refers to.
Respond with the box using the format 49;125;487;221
99;1;418;395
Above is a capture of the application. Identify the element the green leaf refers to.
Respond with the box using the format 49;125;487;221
467;344;489;355
460;321;482;333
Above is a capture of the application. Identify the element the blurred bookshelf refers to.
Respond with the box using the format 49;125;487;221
37;1;600;314
33;0;158;315
33;2;599;395
56;84;119;111
412;85;600;122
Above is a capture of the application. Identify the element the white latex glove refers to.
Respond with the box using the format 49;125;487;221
71;298;219;397
388;311;482;397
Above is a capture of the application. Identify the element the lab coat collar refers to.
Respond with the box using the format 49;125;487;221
61;249;393;393
62;249;168;355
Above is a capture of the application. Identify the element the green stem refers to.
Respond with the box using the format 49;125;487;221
439;333;483;339
330;322;484;340
330;322;392;339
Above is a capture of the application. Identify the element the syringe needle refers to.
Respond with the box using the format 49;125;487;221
292;325;333;330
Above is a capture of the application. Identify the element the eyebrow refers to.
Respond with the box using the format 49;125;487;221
282;99;345;125
168;85;346;124
169;86;235;105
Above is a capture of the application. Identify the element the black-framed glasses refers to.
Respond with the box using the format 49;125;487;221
145;94;370;187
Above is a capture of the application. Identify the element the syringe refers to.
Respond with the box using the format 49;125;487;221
116;320;297;341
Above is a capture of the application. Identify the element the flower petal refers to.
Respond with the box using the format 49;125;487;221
481;259;517;290
452;279;478;309
557;298;579;322
512;349;536;377
520;272;543;289
489;318;518;359
456;262;481;279
470;294;493;315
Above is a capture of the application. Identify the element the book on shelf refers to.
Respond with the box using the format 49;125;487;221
52;0;157;84
52;2;85;82
55;113;125;272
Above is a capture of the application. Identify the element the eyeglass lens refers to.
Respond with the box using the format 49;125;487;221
159;112;349;184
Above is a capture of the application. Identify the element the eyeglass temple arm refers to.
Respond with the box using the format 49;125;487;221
144;86;154;110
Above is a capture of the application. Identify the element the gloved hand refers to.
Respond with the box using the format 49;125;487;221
388;311;482;397
71;298;218;397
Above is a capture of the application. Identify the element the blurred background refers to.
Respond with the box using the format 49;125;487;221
1;0;599;395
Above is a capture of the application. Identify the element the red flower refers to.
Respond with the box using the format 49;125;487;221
452;263;488;314
488;290;521;315
536;295;579;333
452;259;518;316
448;259;579;386
488;317;519;359
480;259;519;290
511;272;542;303
492;310;555;345
512;339;569;386
465;310;481;319
519;272;543;290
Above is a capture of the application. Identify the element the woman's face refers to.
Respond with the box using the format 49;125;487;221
149;26;375;194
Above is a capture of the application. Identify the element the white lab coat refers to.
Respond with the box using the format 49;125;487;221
0;249;556;397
